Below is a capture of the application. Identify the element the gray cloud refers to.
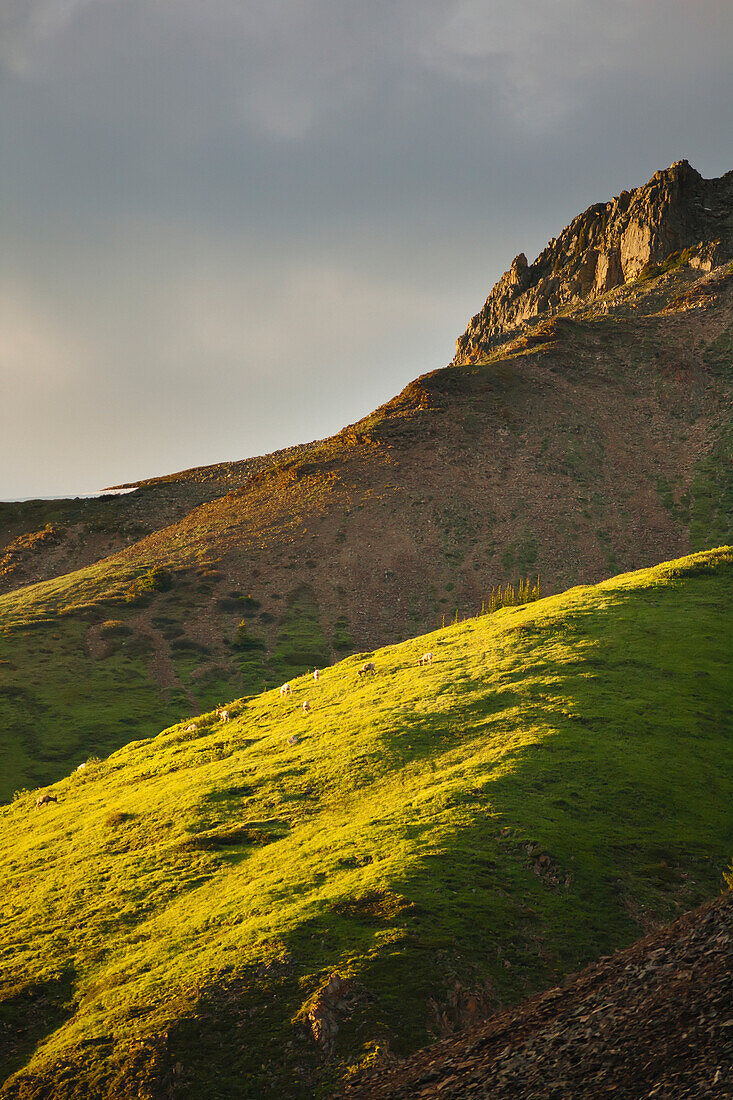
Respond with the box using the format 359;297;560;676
2;0;732;496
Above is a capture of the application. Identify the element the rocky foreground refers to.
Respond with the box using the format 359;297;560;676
343;891;733;1099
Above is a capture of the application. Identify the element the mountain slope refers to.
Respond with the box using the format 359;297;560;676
344;890;733;1099
1;163;731;800
1;548;731;1098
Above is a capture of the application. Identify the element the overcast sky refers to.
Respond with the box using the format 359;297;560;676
2;1;732;498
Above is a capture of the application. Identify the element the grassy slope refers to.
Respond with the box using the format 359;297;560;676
1;548;731;1098
0;568;346;801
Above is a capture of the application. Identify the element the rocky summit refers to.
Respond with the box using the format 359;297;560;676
454;160;733;362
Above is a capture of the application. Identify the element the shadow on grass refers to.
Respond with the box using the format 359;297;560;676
0;969;76;1086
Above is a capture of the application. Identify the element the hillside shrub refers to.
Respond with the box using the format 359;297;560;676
215;597;243;613
216;594;261;614
138;568;173;593
124;567;173;604
99;621;132;638
105;811;134;827
232;621;266;652
170;638;210;655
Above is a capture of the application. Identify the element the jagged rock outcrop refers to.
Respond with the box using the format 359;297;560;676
454;160;733;363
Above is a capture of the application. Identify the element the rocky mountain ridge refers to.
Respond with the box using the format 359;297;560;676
454;160;733;362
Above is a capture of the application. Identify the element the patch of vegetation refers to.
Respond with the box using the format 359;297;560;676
232;621;266;653
637;248;696;283
170;638;210;656
483;577;541;613
440;505;475;564
689;425;733;550
125;567;174;604
227;621;269;695
269;585;331;682
0;548;730;1098
105;810;135;827
98;619;132;639
216;594;262;615
555;423;604;483
703;323;733;378
0;618;181;801
332;616;352;653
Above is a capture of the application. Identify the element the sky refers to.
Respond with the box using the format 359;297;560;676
2;1;732;498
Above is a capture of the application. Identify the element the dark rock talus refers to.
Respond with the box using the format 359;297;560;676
344;891;733;1099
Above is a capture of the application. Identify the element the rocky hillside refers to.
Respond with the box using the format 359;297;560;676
455;160;733;362
0;440;317;596
344;889;733;1100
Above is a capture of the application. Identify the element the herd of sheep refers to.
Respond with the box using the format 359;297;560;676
35;649;436;807
273;651;433;719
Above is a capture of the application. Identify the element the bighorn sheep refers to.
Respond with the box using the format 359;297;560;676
302;700;311;715
36;794;58;808
280;683;292;697
217;708;232;722
358;661;376;678
418;651;433;666
313;669;320;682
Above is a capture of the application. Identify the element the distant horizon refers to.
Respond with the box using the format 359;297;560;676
2;487;138;504
3;1;732;498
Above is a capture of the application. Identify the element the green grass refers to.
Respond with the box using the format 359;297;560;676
268;584;331;683
0;548;732;1098
0;619;186;801
0;574;336;801
690;424;733;551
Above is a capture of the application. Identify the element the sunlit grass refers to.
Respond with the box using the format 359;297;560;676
0;547;731;1098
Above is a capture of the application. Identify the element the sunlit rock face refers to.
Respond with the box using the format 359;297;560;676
454;160;733;363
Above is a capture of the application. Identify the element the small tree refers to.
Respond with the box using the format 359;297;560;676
484;576;540;616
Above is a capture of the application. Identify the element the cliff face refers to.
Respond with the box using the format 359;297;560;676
454;160;733;363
